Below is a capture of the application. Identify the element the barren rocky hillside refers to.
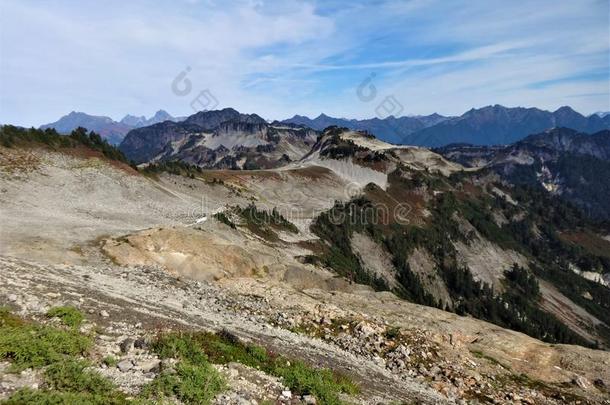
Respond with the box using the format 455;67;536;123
119;108;318;169
1;126;610;404
435;128;610;220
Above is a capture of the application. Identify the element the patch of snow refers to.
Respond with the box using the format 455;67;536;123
569;263;610;287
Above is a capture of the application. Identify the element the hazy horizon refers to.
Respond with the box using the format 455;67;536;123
18;104;610;129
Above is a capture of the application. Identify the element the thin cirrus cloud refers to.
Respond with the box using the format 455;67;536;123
0;0;608;127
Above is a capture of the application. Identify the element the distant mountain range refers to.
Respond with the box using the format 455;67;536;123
406;105;610;147
283;106;610;147
119;110;184;128
436;127;610;219
40;110;184;145
281;113;449;144
41;105;610;148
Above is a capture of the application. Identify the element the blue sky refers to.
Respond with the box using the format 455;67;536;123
1;0;608;126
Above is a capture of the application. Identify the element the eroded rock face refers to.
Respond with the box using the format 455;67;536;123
119;108;317;168
119;120;200;163
351;231;398;289
437;128;610;220
101;225;296;282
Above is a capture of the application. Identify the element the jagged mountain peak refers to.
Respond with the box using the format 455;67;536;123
119;114;146;127
282;112;448;144
120;110;179;128
119;108;316;166
152;109;171;117
184;108;266;129
554;105;578;113
593;111;610;118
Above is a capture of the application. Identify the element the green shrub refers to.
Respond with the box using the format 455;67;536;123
46;306;85;328
103;355;118;367
275;360;358;405
151;332;208;365
2;388;133;405
144;332;226;403
0;320;92;371
149;331;358;404
44;359;116;395
141;361;225;404
0;310;137;404
0;307;23;328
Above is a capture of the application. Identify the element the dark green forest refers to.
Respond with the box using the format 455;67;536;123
310;168;610;348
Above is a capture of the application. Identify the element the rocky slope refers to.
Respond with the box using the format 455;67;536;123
1;129;610;403
120;108;317;169
436;128;610;219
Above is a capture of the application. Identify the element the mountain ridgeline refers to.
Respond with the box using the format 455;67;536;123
114;107;610;222
282;105;610;146
282;113;449;144
40;110;184;145
42;104;609;149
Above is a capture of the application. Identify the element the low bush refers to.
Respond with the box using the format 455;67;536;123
44;359;116;395
0;321;92;371
0;307;23;328
149;330;358;404
2;388;133;405
46;306;85;328
143;332;225;404
275;360;358;405
140;361;225;404
213;212;236;229
103;355;118;367
1;309;131;404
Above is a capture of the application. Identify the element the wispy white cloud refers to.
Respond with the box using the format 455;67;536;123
0;0;607;126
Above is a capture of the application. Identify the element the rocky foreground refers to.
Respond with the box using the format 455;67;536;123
1;255;609;404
